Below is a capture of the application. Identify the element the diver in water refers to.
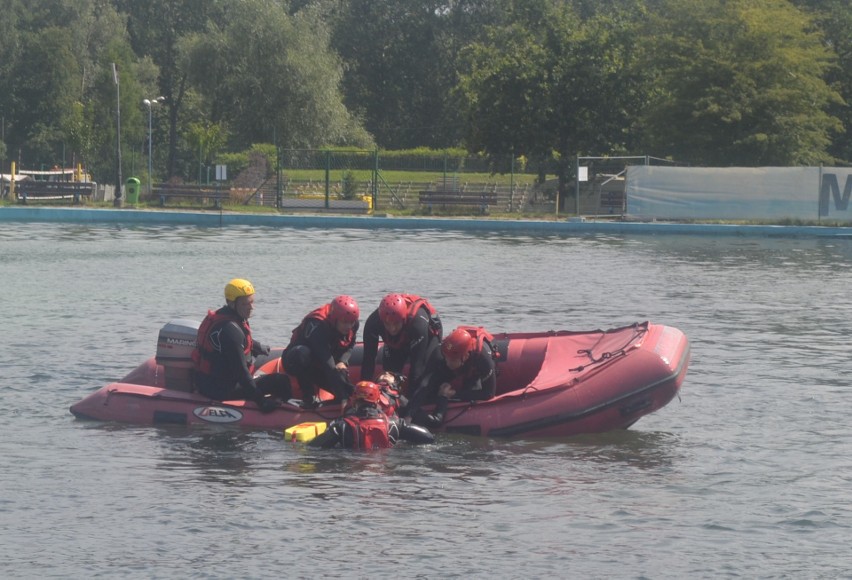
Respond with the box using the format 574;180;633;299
309;380;435;450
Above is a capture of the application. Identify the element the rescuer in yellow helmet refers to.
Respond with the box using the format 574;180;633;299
192;278;289;412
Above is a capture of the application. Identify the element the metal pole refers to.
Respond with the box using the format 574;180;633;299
144;97;163;197
373;149;378;211
510;151;515;212
147;102;153;195
276;145;281;210
575;155;581;216
113;63;122;207
324;150;330;209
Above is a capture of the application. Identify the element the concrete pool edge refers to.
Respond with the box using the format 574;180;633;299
2;206;850;238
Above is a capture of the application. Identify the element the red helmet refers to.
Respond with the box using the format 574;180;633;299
329;295;359;324
354;381;381;404
378;293;407;326
442;327;475;360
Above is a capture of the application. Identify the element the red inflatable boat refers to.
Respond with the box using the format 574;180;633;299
70;320;689;439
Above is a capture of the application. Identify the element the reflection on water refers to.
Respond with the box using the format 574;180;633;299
155;428;259;485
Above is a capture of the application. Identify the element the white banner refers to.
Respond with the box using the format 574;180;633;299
625;166;852;222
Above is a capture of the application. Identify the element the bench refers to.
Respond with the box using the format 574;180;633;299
153;183;230;208
419;190;499;214
278;198;371;212
15;181;94;205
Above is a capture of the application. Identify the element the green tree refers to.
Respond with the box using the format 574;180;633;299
8;27;80;167
791;0;852;163
84;44;152;184
329;0;503;149
0;0;145;182
639;0;842;166
185;121;228;182
182;0;372;150
118;0;216;179
0;0;23;170
458;0;644;191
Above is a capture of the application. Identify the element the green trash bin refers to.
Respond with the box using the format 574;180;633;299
125;177;141;205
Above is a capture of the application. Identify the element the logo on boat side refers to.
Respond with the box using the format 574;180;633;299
193;406;243;423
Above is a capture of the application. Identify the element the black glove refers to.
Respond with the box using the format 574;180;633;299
302;395;322;409
255;394;278;414
337;365;350;381
253;342;271;357
344;382;356;399
423;411;443;429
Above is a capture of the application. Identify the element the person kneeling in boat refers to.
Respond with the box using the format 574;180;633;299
410;326;497;428
281;295;360;409
360;293;443;401
309;381;434;449
192;278;288;413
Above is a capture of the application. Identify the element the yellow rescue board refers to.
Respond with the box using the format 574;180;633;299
284;421;327;442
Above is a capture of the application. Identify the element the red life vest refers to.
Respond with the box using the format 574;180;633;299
342;414;392;449
382;294;440;349
377;383;403;417
455;326;495;380
459;326;494;354
192;308;254;375
290;303;356;352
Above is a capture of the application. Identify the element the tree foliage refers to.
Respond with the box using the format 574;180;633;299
792;0;852;162
0;0;850;188
328;0;500;149
182;0;371;150
457;0;645;188
639;0;842;165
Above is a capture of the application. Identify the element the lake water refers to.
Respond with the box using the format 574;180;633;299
1;222;851;579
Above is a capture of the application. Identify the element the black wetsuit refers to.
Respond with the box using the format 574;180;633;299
360;305;442;393
194;307;288;405
309;404;435;449
282;317;358;403
409;340;497;423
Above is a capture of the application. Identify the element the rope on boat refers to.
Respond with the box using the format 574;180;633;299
443;401;476;425
568;322;647;372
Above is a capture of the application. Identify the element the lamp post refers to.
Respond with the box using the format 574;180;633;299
143;96;165;195
113;63;122;207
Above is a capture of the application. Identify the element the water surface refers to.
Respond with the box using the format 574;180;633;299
1;223;850;578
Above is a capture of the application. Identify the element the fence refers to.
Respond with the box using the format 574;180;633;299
570;155;684;217
253;149;538;213
169;149;680;217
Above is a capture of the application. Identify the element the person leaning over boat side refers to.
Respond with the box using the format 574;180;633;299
309;381;435;449
281;295;360;409
192;278;287;413
360;293;443;402
409;326;497;428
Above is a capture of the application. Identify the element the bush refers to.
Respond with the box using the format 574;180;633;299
340;170;359;199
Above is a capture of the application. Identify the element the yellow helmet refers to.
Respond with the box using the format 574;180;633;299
224;278;255;302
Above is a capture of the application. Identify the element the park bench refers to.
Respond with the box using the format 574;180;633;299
418;190;499;214
153;183;230;208
15;181;94;205
277;197;371;212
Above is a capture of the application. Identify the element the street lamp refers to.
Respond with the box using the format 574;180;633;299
143;96;165;195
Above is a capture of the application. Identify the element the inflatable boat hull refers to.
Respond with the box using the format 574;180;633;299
70;322;689;439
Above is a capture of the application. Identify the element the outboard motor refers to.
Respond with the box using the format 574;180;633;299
155;319;200;392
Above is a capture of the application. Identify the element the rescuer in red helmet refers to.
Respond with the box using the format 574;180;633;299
409;325;498;428
360;293;443;398
281;296;360;408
